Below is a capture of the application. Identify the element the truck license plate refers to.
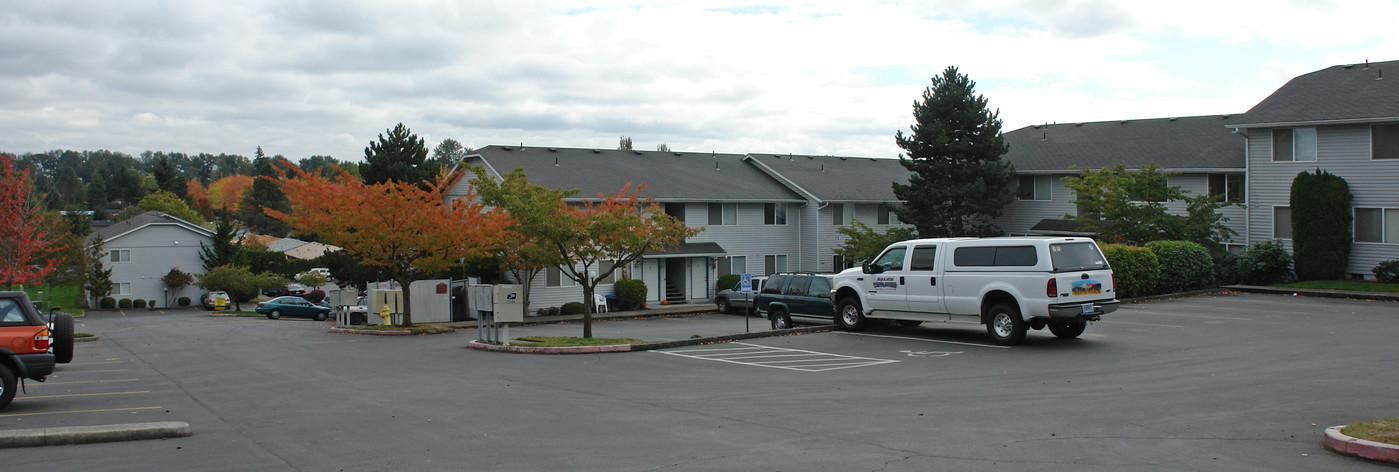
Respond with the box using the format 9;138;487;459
1081;303;1095;314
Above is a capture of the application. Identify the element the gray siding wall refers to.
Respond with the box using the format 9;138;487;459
1244;124;1399;277
683;202;802;276
996;174;1078;235
104;225;211;306
816;203;915;272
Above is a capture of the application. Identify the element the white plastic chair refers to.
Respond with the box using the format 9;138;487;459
594;294;609;312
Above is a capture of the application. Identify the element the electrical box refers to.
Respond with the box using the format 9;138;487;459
367;289;403;325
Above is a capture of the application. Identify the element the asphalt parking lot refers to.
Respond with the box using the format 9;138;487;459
5;292;1399;471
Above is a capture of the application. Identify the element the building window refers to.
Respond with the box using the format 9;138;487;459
110;249;131;263
833;254;845;271
1017;175;1051;201
764;203;787;225
598;260;616;284
546;266;576;287
1208;174;1245;203
1273;128;1317;162
707;203;737;225
1374;124;1399;160
763;254;787;275
113;283;131;296
877;205;899;225
1355;208;1399;243
832;204;848;226
717;256;746;276
1273;207;1292;239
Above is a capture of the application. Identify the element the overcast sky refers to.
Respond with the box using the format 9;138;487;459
3;1;1395;161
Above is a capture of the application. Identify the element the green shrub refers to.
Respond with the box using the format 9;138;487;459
536;306;561;316
100;297;116;309
1213;251;1243;286
133;299;147;309
560;302;587;315
716;274;741;295
613;279;647;310
1145;240;1214;293
1290;170;1352;281
177;296;191;306
118;298;132;309
148;299;156;308
1100;243;1160;299
1238;240;1294;285
1374;260;1399;283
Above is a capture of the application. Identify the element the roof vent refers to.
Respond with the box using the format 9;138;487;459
592;149;601;154
1168;117;1177;121
715;161;719;171
1364;59;1370;70
634;150;643;155
839;156;847;160
820;164;825;172
549;148;557;152
806;155;814;159
1221;114;1231;119
1074;123;1083;127
554;157;559;166
674;152;682;156
1119;120;1128;124
1041;132;1046;141
502;147;513;151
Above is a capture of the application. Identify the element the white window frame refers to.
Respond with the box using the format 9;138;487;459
113;282;132;296
1354;207;1399;244
1374;124;1399;160
717;256;746;276
707;203;737;226
763;254;787;275
110;249;131;263
1208;173;1245;204
1273;206;1292;239
832;203;849;226
546;265;577;287
1273;127;1317;162
1018;175;1052;201
764;203;787;225
877;205;900;225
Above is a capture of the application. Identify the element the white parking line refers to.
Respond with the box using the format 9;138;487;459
837;332;1011;349
655;342;899;372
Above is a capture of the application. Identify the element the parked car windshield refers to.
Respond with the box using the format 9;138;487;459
1050;242;1109;272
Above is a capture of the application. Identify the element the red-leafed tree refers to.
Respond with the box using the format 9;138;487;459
0;154;68;289
544;184;698;338
265;163;510;326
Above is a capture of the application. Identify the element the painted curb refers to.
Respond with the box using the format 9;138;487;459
467;340;633;354
74;335;100;342
0;421;191;448
329;327;455;336
1323;425;1399;464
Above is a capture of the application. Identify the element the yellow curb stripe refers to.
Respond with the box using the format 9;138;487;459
0;406;164;418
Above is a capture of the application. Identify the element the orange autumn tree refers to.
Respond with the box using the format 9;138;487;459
266;163;510;326
544;183;698;338
207;175;255;213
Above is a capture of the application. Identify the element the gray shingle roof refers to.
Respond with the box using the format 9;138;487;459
465;146;804;202
90;211;213;243
1002;115;1244;172
743;153;910;203
1233;60;1399;127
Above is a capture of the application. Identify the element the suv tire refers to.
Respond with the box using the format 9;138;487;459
267;309;281;320
836;298;866;332
0;364;16;411
716;298;731;314
986;303;1028;346
770;309;792;330
50;312;75;364
1048;321;1087;339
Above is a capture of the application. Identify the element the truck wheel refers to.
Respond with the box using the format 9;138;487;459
0;364;16;411
51;312;75;364
770;309;792;330
267;309;281;320
1048;321;1087;339
896;320;923;328
986;303;1027;346
836;298;867;331
716;298;731;314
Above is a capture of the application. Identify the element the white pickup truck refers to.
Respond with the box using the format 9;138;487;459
829;237;1119;345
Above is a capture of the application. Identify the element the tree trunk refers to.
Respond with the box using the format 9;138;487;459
582;279;594;339
398;278;413;327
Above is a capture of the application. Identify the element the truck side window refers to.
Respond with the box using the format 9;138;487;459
874;247;906;271
910;246;937;271
784;275;811;295
1;299;22;323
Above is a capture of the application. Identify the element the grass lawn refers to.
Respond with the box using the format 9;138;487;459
1275;280;1399;293
1344;418;1399;446
20;284;85;317
511;336;644;347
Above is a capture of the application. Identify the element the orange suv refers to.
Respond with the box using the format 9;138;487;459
1;291;75;410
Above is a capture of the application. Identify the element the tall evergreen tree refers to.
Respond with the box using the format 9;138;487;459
361;123;435;186
200;214;244;270
1290;170;1352;280
241;150;293;236
891;66;1015;238
152;154;189;199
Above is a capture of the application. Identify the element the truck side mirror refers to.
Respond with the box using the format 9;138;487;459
863;261;882;274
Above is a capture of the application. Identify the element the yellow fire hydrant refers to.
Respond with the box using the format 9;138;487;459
379;304;392;326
